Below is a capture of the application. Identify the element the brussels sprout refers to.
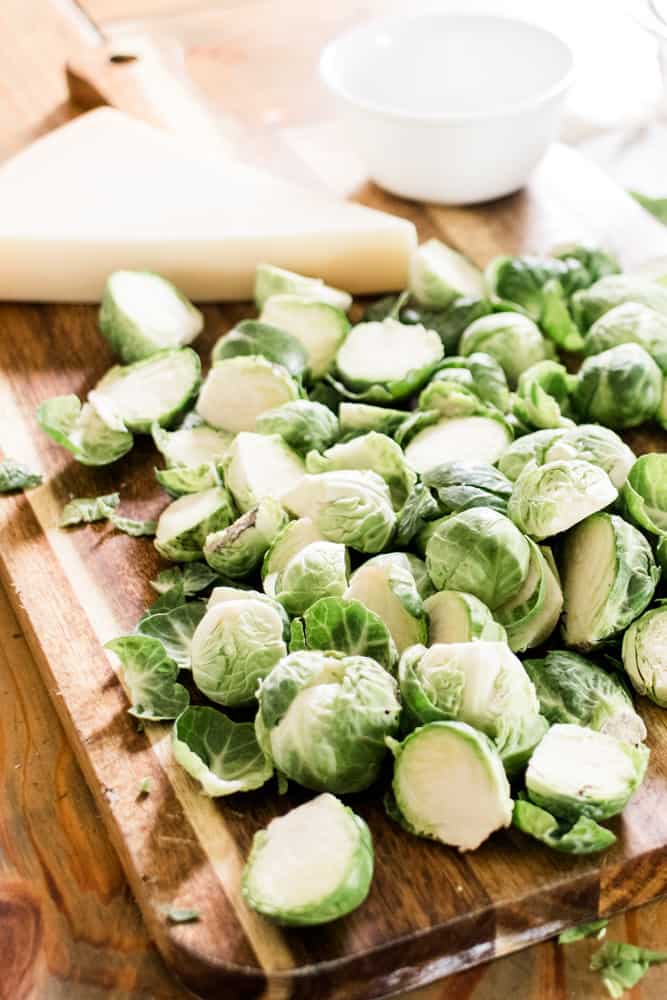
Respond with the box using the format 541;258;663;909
418;370;488;418
561;513;659;649
99;270;203;364
622;454;667;536
211;319;308;378
105;635;189;720
338;402;407;438
0;459;42;492
512;361;574;431
495;541;563;652
242;794;373;925
37;394;134;466
590;940;667;997
525;723;649;822
281;470;396;554
223;432;305;512
551;242;620;282
387;721;513;851
154;487;237;562
622;604;667;707
256;650;400;793
394;483;441;547
254;263;352;311
462;352;512;411
306;432;416;509
524;650;646;743
137;600;207;670
335;318;443;400
256;400;339;454
151;422;234;468
512;798;616;854
196;356;300;433
460;312;554;387
60;492;119;526
497;428;567;482
191;594;287;706
572;344;662;429
404;414;512;474
544;424;636;489
571;274;667;330
262;517;325;597
405;298;495;354
398;641;546;772
508;460;616;540
423;462;513;514
424;590;506;644
584;302;667;373
345;552;427;654
300;596;398;673
203;498;288;578
409;238;484;308
155;462;222;498
274;541;349;616
425;508;530;610
259;295;351;378
172;705;273;797
151;562;220;598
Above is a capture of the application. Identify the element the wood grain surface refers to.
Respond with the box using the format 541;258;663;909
4;1;667;998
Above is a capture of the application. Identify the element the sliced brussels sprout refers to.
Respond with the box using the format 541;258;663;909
37;394;134;466
424;590;506;644
300;596;398;673
551;242;620;282
572;344;662;429
203;498;288;578
151;422;234;468
196;356;300;433
306;432;416;509
622;454;667;535
172;705;273;797
335;318;443;400
524;649;646;744
262;516;325;597
404;414;512;474
512;798;616;854
105;635;189;721
211;318;308;377
622;604;667;707
191;594;287;706
495;540;563;652
242;794;373;925
561;513;659;649
274;540;349;616
154;486;237;562
497;428;567;482
387;721;513;851
256;650;400;793
0;459;42;492
525;723;649;822
223;432;305;512
337;402;408;438
256;400;339;454
344;552;427;653
460;312;553;387
423;462;513;515
60;492;119;526
409;238;484;309
137;600;206;670
544;424;636;490
394;483;441;547
571;274;667;330
508;460;617;540
254;263;352;311
281;470;396;554
585;302;667;373
425;507;530;610
259;295;351;378
155;462;222;498
99;270;203;364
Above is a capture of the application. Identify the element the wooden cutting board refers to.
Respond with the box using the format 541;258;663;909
4;14;667;1000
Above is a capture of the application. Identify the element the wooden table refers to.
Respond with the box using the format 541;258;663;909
3;2;667;998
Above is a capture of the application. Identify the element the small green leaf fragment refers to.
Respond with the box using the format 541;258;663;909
559;919;608;944
0;459;43;492
60;492;120;526
109;513;157;536
590;941;667;998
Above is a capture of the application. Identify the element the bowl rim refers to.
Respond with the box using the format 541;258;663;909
319;12;576;124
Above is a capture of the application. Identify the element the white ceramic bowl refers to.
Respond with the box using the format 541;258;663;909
320;13;575;204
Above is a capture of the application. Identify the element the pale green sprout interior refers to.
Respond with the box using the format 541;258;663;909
92;350;198;427
155;424;233;467
410;238;484;308
224;432;305;512
109;270;202;345
259;294;350;378
561;515;617;646
197;356;298;433
345;561;424;653
336;318;442;384
155;488;231;546
405;416;511;474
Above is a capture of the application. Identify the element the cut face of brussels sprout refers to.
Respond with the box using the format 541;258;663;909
424;590;506;645
203;497;288;578
544;424;635;490
241;794;373;925
151;422;234;468
524;650;646;744
257;650;400;793
281;470;396;554
155;462;221;498
495;541;563;652
137;600;206;670
561;513;659;649
525;723;649;822
335;318;443;398
345;553;427;653
497;428;567;482
622;605;667;707
571;274;667;330
460;312;552;387
105;635;189;721
154;486;237;562
211;319;308;378
306;432;416;509
223;432;305;512
37;394;134;466
585;302;667;373
259;295;351;378
196;356;300;433
622;454;667;535
508;460;617;540
338;402;407;438
191;596;287;706
422;462;513;515
300;596;398;673
409;238;484;309
513;798;616;855
99;270;203;364
256;400;339;455
274;540;349;616
404;415;512;474
572;344;662;429
262;516;325;597
254;263;352;312
425;507;530;610
172;705;273;797
388;721;513;851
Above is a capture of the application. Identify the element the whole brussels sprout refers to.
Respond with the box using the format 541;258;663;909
422;461;512;514
584;302;667;373
256;400;340;454
460;312;554;387
274;540;349;616
572;344;662;429
571;274;667;330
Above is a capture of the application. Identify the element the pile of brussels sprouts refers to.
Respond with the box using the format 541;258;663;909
36;242;667;927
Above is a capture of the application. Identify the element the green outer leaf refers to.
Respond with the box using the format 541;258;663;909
289;618;307;652
585;302;667;374
630;189;667;225
60;492;119;526
394;483;440;547
274;541;349;616
302;596;398;673
256;400;340;454
155;462;221;498
211;320;308;377
0;459;43;492
622;453;667;536
497;428;568;482
622;604;667;707
558;920;608;943
572;274;667;330
150;563;220;597
109;513;157;537
305;431;417;509
37;395;134;466
590;940;667;998
140;583;187;622
572;344;662;429
105;635;189;721
512;799;616;855
423;462;512;515
137;601;207;669
172;705;273;796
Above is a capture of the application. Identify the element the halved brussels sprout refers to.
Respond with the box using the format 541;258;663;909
259;295;351;378
155;462;222;498
306;432;416;509
300;596;398;673
424;590;506;644
254;263;352;311
262;517;325;597
572;344;662;429
387;721;513;851
513;798;616;854
585;302;667;373
512;360;574;431
409;238;484;308
211;319;308;378
242;794;373;925
196;356;300;433
151;422;234;468
274;540;349;616
622;454;667;535
497;428;567;482
622;604;667;707
203;497;288;578
422;462;512;514
404;414;512;474
560;513;659;649
337;402;408;438
173;705;273;796
137;600;206;670
256;400;339;454
223;432;305;512
571;274;667;330
524;649;646;744
105;634;189;720
37;394;134;466
394;483;441;547
335;318;443;400
460;312;553;387
508;460;617;540
256;650;400;793
525;723;649;822
495;540;563;652
99;270;203;364
345;552;427;653
544;424;636;489
154;487;237;562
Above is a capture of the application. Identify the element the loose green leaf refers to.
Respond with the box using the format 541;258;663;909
139;582;187;622
166;907;200;924
109;513;158;537
36;394;134;466
394;483;440;547
137;601;207;670
590;941;667;998
105;635;189;721
559;920;608;944
0;459;43;492
301;596;398;673
630;190;667;225
60;492;120;526
513;798;616;854
150;562;220;597
172;705;273;796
